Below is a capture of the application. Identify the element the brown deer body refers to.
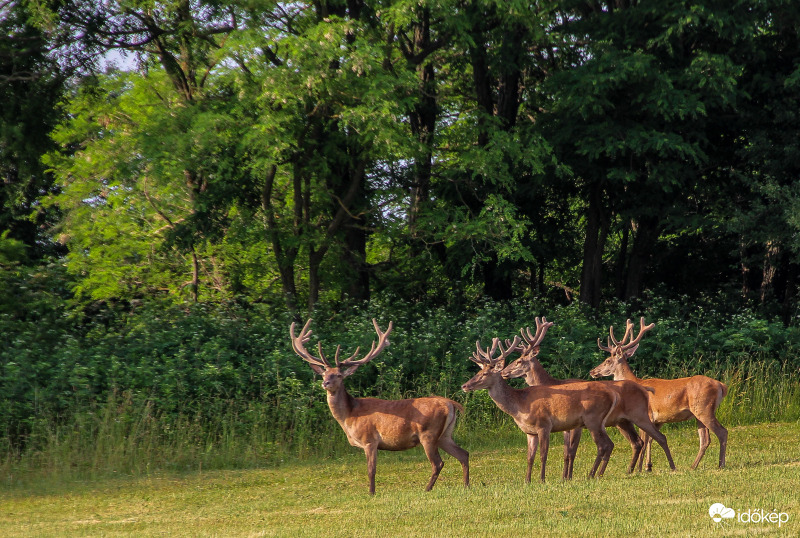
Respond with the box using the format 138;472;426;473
290;319;469;494
590;318;728;470
502;318;676;476
462;337;619;483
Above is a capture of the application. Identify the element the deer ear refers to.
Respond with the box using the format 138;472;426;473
309;363;326;375
623;344;640;358
341;365;360;378
493;360;506;372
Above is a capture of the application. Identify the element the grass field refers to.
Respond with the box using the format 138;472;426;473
1;421;798;537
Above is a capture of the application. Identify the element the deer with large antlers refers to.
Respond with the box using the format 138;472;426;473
502;317;675;477
590;317;728;470
462;336;619;482
290;319;469;494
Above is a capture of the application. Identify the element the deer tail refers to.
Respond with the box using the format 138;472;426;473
448;399;465;414
601;391;620;427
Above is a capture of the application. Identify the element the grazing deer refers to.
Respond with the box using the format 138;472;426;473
290;319;469;494
590;317;728;470
502;317;676;477
462;336;618;482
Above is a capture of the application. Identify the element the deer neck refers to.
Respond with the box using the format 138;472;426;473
526;357;558;386
613;359;640;382
486;376;529;417
325;386;355;424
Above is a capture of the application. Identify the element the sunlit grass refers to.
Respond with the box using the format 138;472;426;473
1;422;798;537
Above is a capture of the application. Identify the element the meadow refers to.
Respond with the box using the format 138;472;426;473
1;421;798;537
3;301;800;536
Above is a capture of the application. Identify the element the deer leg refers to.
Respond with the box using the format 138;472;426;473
636;431;647;472
421;438;445;492
364;443;378;495
565;427;582;480
526;434;539;484
615;420;643;474
562;431;571;480
538;430;551;483
635;420;675;471
711;419;728;469
694;415;727;469
587;427;614;478
643;428;656;472
439;437;470;488
691;421;710;469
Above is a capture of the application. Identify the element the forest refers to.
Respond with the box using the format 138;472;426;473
2;0;800;474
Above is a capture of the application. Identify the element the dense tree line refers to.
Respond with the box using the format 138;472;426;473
3;0;800;466
2;0;800;318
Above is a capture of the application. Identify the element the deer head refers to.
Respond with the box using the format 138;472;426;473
502;317;554;380
590;317;653;378
462;336;522;392
290;318;392;393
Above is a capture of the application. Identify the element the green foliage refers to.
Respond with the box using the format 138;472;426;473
2;294;799;475
4;0;800;482
0;1;63;260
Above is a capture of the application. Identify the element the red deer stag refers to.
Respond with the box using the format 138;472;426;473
590;317;728;470
502;317;675;477
462;336;618;482
290;319;469;494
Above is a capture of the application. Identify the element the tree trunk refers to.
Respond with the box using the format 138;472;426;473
308;248;323;311
579;185;608;308
483;255;514;301
262;164;299;316
307;161;367;311
624;216;659;301
190;250;199;303
740;238;753;298
760;240;780;303
780;260;798;324
467;13;522;300
343;202;370;303
615;222;630;299
408;8;436;239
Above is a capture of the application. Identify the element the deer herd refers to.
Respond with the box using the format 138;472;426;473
289;316;728;494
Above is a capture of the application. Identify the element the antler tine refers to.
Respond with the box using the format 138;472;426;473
338;319;393;368
520;322;542;346
608;325;619;345
621;316;655;351
497;335;522;363
533;316;554;347
621;319;635;345
473;341;486;363
473;338;500;364
333;344;348;367
471;340;487;365
338;344;362;365
597;335;612;353
316;341;330;365
609;318;636;347
289;319;330;368
470;352;484;365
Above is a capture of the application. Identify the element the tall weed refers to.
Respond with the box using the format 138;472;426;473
2;295;800;482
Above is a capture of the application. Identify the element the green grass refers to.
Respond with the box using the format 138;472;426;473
2;421;798;537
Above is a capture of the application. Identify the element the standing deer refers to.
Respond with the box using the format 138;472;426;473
590;317;728;470
462;336;619;482
290;319;469;494
502;317;676;477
